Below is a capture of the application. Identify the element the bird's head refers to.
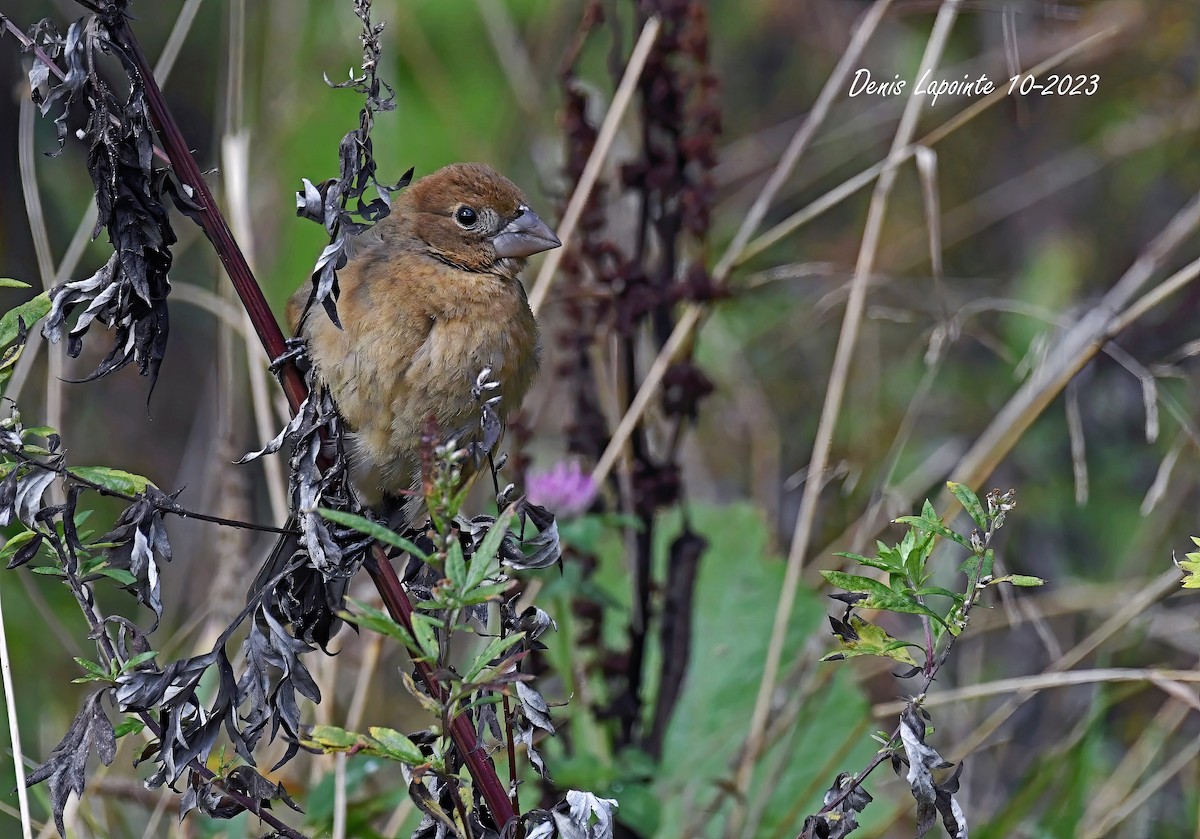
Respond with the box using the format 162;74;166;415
400;162;560;279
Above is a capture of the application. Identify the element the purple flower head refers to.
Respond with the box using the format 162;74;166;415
526;460;597;518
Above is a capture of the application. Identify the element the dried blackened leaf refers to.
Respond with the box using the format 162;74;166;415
99;495;172;625
500;501;561;571
26;691;116;837
898;703;966;838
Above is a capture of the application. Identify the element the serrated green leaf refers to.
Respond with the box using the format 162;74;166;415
69;466;155;496
821;571;946;624
947;481;987;531
464;632;525;683
833;551;904;574
73;657;110;679
894;515;970;550
317;508;428;557
367;727;424;764
0;292;50;349
825;615;920;667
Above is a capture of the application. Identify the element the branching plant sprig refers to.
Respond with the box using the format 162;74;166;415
806;483;1039;839
294;0;412;329
306;425;612;839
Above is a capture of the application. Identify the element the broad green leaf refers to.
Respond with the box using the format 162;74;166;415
464;631;525;683
69;467;155;495
947;481;987;531
823;615;920;667
367;727;424;764
0;292;51;348
833;551;904;574
113;717;146;738
821;571;946;624
0;278;32;289
317;508;427;557
894;515;970;550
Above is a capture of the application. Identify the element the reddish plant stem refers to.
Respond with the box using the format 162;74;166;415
110;15;517;832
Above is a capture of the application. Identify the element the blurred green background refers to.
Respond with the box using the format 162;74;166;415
1;0;1200;837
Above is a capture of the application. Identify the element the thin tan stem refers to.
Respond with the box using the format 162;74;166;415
528;16;661;315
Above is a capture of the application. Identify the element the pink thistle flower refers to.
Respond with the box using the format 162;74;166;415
526;461;597;518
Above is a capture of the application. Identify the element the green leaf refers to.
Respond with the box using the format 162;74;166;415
0;529;37;561
409;613;441;662
73;657;111;681
821;571;946;624
303;725;367;753
367;727;424;764
823;615;920;667
121;651;158;671
991;574;1045;588
464;632;525;683
69;467;155;495
466;505;517;591
445;540;466;586
113;717;146;738
947;481;987;531
29;565;65;577
0;292;51;348
1179;548;1200;589
340;599;416;648
317;508;427;557
94;567;138;586
21;426;57;439
894;515;970;550
0;279;32;289
833;551;904;574
913;586;966;604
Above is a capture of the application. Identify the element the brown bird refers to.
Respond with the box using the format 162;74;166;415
251;163;558;635
289;161;559;508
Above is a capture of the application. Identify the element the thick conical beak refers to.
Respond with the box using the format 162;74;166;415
492;208;561;258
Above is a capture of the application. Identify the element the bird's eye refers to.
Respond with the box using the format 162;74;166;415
455;206;478;228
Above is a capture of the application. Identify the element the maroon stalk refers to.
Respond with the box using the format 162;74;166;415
109;15;518;831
